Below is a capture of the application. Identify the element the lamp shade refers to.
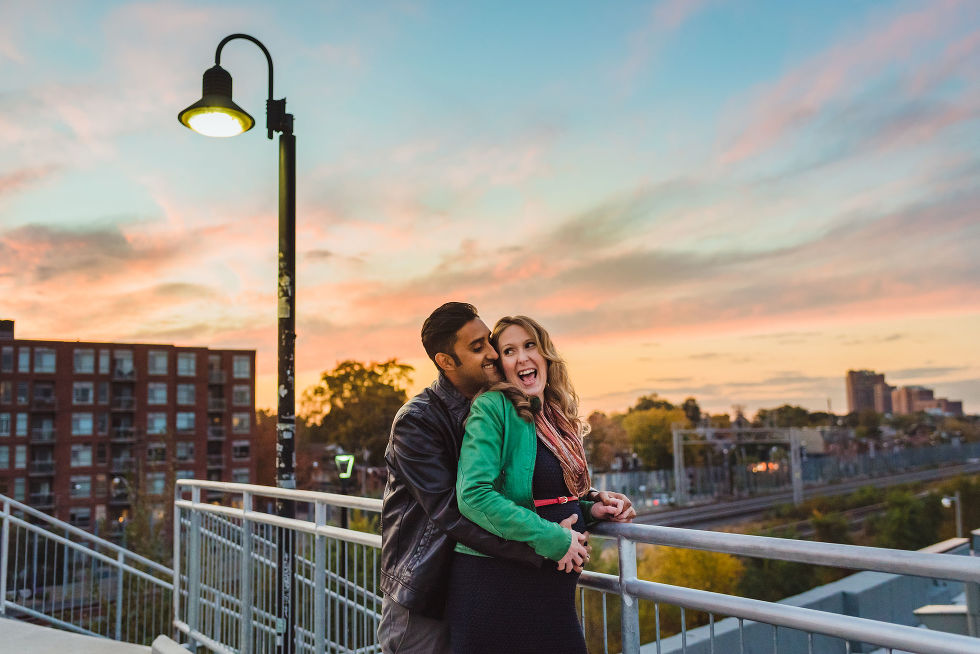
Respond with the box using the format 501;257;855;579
178;65;255;137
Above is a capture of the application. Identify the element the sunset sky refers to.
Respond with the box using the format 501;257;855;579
1;1;978;417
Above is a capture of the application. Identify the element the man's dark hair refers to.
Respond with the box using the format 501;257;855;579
421;302;479;366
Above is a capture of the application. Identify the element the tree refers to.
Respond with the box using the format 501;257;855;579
586;411;630;471
621;407;687;469
681;397;701;425
254;409;278;487
855;409;882;442
753;405;811;428
866;490;942;550
631;393;674;412
300;359;414;465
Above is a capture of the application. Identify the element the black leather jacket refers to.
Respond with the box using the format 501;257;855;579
380;374;542;617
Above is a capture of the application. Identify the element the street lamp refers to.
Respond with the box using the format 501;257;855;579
941;491;963;538
179;33;298;654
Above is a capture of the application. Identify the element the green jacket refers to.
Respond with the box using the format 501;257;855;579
455;390;595;562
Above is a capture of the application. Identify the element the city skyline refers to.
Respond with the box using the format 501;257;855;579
1;1;978;416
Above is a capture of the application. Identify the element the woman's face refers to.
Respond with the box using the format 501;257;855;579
497;324;547;400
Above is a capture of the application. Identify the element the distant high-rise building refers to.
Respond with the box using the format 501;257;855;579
846;370;893;414
0;320;257;533
892;385;964;417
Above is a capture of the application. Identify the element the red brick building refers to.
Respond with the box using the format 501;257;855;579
0;320;257;532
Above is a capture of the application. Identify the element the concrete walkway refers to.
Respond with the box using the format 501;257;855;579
0;617;151;654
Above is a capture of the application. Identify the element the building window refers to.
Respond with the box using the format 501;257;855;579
177;352;196;376
148;350;168;375
73;382;94;405
113;350;134;375
231;468;250;484
233;355;250;379
69;507;91;528
232;440;250;460
232;385;251;406
147;383;167;405
18;347;30;372
147;412;167;435
71;444;93;467
96;412;108;435
1;346;12;372
16;382;28;405
96;443;107;465
0;446;8;469
231;412;250;433
0;413;8;436
71;413;93;436
147;442;167;463
97;382;109;404
70;475;92;498
34;348;56;373
176;412;195;433
146;472;166;495
15;445;26;469
177;383;196;405
74;349;95;373
176;469;195;480
99;349;110;374
13;478;25;501
15;414;27;437
176;442;195;462
0;381;10;404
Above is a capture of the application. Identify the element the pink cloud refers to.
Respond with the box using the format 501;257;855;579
618;0;712;85
720;0;971;164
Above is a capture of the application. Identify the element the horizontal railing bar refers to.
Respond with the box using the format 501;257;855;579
594;522;980;583
2;495;172;575
7;516;173;588
623;575;980;654
175;500;382;548
176;480;382;512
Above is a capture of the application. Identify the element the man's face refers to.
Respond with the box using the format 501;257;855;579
449;318;500;395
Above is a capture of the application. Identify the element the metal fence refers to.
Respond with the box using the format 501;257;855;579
0;493;173;644
594;440;980;508
173;481;980;654
174;480;383;653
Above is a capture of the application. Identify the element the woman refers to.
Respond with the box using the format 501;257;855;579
448;315;622;654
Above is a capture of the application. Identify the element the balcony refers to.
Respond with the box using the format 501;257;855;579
207;426;226;441
208;370;226;385
28;492;55;509
30;396;57;411
207;397;226;412
207;454;225;469
110;457;136;473
30;427;56;443
112;368;137;381
111;426;137;443
29;461;55;476
111;396;136;411
108;492;130;507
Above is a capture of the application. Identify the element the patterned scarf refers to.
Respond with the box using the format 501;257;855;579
533;399;591;497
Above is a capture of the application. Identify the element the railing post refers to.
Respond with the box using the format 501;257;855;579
314;501;327;654
173;483;183;641
115;550;125;640
619;537;640;654
968;528;980;637
187;486;202;650
0;499;9;617
240;491;254;654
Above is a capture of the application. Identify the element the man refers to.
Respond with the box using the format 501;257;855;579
379;302;633;653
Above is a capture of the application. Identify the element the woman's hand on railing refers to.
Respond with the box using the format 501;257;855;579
593;491;636;522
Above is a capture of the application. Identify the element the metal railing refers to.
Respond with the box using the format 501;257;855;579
172;481;980;654
0;494;173;645
174;480;382;653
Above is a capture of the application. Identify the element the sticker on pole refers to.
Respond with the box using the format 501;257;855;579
335;454;355;479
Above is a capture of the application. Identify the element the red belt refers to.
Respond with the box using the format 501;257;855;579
534;496;578;507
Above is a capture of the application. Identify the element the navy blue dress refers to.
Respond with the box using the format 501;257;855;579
447;438;589;654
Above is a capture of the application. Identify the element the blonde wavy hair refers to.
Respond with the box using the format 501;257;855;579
489;315;590;438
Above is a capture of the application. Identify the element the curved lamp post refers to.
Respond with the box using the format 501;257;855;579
179;33;297;654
